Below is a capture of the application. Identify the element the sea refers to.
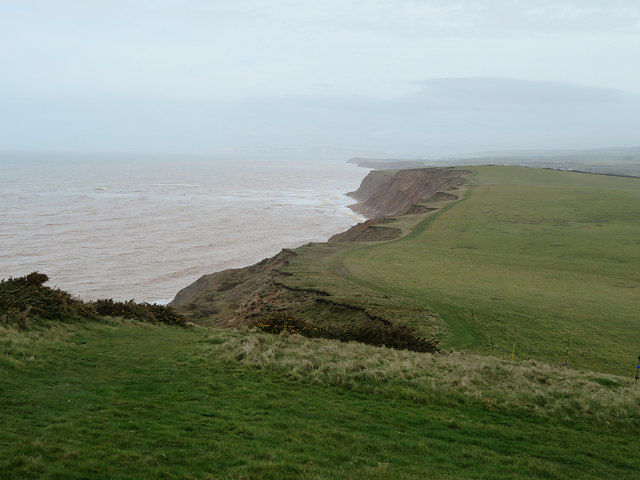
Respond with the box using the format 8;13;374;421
0;152;367;304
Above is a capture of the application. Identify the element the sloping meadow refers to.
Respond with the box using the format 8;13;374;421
204;329;640;430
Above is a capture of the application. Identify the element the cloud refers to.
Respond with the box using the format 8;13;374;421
414;77;632;107
2;77;637;156
525;4;640;33
1;2;639;154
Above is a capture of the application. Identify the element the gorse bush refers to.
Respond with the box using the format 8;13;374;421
24;272;50;288
251;312;316;336
251;311;439;353
1;272;187;328
91;298;187;327
0;272;96;327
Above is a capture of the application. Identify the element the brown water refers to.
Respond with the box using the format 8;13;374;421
0;154;366;303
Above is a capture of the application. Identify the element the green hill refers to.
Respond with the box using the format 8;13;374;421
2;318;639;479
333;166;640;375
2;165;640;478
173;165;640;376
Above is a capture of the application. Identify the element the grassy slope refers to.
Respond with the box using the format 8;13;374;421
330;166;640;375
3;165;640;478
1;321;639;480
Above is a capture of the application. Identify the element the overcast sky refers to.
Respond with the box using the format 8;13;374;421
1;0;639;157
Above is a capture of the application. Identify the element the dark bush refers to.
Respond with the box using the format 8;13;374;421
0;272;96;326
25;272;49;287
90;298;187;327
251;311;438;353
1;273;187;328
251;312;321;337
323;321;439;353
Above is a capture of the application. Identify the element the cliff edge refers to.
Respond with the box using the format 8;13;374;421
348;167;469;218
169;166;470;328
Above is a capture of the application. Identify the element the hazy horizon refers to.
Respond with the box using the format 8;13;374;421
1;1;639;157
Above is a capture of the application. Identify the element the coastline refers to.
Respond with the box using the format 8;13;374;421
1;156;368;303
156;190;367;305
169;166;470;326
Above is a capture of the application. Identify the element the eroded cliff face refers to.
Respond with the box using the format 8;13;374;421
348;170;395;204
329;167;470;243
349;167;469;218
170;166;471;328
169;247;392;328
170;249;303;327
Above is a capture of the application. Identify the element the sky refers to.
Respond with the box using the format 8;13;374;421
1;0;639;157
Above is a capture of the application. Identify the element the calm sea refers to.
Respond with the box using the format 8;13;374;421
0;153;366;303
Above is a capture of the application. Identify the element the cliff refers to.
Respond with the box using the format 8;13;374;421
169;166;470;328
348;167;469;218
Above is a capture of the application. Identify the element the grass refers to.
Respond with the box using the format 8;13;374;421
283;166;640;376
2;320;640;479
216;329;640;426
3;165;640;477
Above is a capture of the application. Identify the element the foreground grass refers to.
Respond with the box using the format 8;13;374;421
323;166;640;375
2;321;639;479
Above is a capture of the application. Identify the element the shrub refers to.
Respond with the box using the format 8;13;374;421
250;312;311;336
25;272;49;287
251;311;438;353
323;321;439;353
0;272;187;328
90;298;187;327
0;272;96;325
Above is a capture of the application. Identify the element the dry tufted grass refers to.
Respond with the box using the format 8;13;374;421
204;329;640;428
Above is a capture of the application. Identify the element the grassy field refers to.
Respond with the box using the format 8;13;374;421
2;320;639;479
3;165;640;478
315;166;640;376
